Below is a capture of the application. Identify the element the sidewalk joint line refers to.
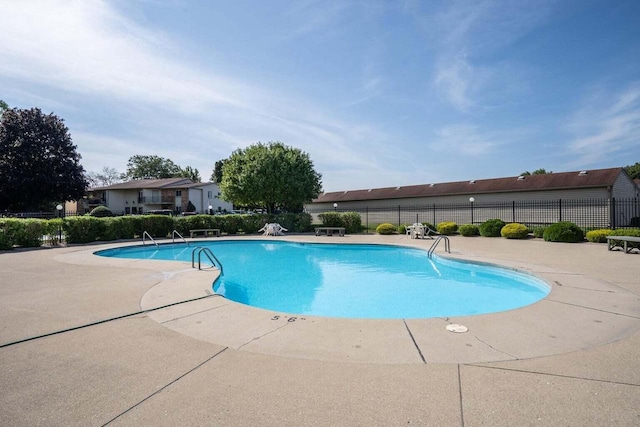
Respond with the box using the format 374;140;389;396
237;322;291;350
403;319;426;364
458;364;465;427
0;294;223;349
546;299;640;319
101;347;228;426
465;364;640;388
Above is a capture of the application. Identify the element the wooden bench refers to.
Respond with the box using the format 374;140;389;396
189;228;221;238
606;236;640;254
315;227;345;237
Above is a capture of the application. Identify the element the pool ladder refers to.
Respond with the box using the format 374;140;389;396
428;235;450;258
191;246;224;275
142;231;158;247
172;230;188;246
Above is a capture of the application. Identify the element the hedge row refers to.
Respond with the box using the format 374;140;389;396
0;213;314;248
317;212;362;234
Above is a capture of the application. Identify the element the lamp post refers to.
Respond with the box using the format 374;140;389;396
56;204;63;243
208;204;213;215
333;202;337;212
469;197;475;224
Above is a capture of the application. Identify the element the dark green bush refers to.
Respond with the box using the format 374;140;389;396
339;212;362;233
140;215;174;238
479;219;506;237
501;223;529;239
459;224;479;236
45;218;64;245
436;221;458;235
376;223;396;235
63;217;105;243
532;226;546;238
269;213;313;232
89;205;113;217
398;224;407;235
240;214;264;233
543;221;584;243
219;214;242;234
318;212;342;227
0;227;10;250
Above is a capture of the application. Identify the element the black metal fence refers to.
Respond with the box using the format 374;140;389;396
307;198;640;230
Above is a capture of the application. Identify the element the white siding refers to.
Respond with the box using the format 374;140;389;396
612;171;640;199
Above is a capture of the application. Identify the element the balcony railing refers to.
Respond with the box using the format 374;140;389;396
138;196;174;204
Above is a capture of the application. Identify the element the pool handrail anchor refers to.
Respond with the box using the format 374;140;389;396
428;235;450;258
142;231;158;247
191;246;224;275
172;230;188;246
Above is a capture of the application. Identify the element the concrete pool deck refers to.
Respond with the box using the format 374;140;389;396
1;234;639;425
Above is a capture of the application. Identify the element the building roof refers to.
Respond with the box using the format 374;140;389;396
313;168;624;203
94;178;212;191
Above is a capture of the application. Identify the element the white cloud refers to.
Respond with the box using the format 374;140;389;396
429;124;503;156
567;82;640;165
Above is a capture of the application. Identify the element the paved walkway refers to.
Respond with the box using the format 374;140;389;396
1;234;639;426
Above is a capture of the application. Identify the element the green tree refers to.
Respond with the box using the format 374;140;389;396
219;142;322;213
180;165;201;182
211;159;226;183
0;100;8;115
0;107;87;211
123;155;182;179
624;162;640;180
520;168;551;176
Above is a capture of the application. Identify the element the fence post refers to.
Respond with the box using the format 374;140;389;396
366;207;369;234
397;205;401;227
558;199;562;222
433;204;436;226
610;198;616;229
512;201;516;223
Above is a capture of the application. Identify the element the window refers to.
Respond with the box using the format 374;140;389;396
176;190;182;197
208;191;213;198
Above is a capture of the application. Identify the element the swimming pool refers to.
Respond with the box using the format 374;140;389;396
97;241;550;319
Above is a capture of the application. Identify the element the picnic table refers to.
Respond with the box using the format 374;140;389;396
606;236;640;254
315;227;345;237
189;228;221;238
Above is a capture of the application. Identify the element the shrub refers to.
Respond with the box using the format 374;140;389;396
398;224;407;235
376;223;396;235
585;229;612;243
0;227;10;250
543;221;584;243
240;214;264;233
458;224;479;237
140;215;174;238
339;212;362;234
501;223;529;239
479;219;506;237
436;221;458;235
45;218;64;245
63;216;105;243
532;226;546;238
220;214;242;234
608;228;640;237
89;205;113;217
318;212;342;227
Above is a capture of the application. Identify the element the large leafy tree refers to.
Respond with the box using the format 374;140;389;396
123;155;182;179
624;162;640;180
211;159;226;183
180;165;201;182
219;141;322;213
0;107;87;211
123;154;201;181
520;168;551;176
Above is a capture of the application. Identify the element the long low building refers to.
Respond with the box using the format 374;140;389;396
306;167;640;228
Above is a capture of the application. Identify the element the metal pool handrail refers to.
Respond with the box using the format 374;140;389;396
142;231;158;247
172;230;188;246
191;246;224;275
428;235;450;258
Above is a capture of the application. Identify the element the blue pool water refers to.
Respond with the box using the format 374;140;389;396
96;241;550;319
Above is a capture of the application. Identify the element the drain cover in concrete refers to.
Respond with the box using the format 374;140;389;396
446;324;468;333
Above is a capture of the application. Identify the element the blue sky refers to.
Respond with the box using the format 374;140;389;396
1;0;639;191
